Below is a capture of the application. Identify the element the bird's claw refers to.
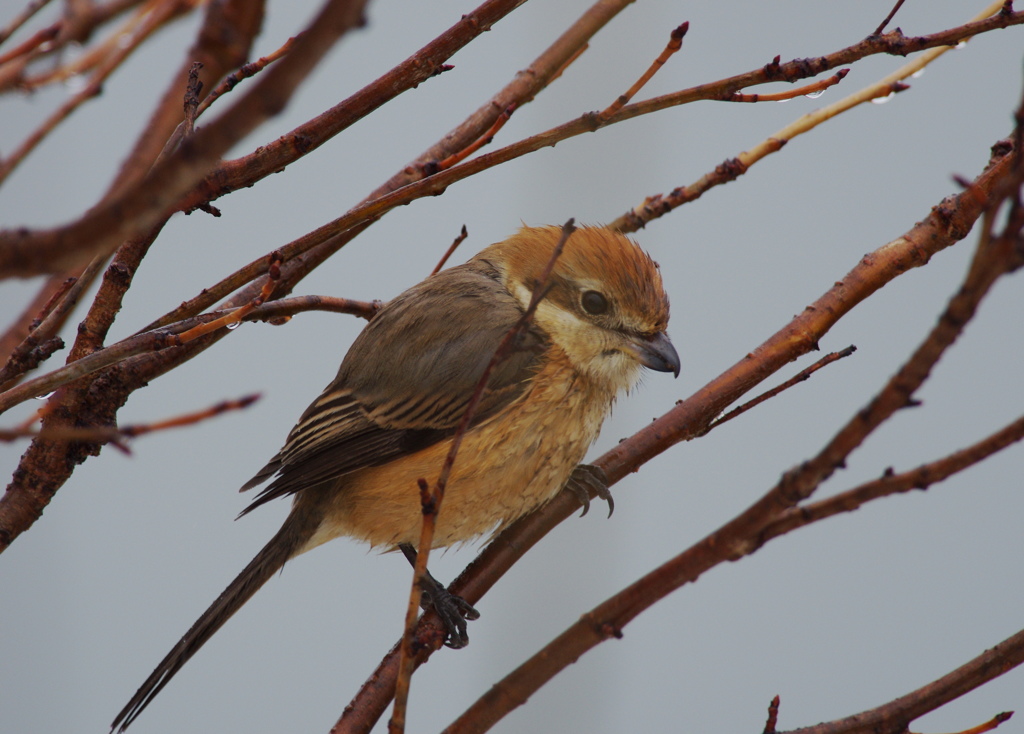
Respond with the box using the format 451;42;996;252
565;464;614;518
399;542;479;648
419;580;479;649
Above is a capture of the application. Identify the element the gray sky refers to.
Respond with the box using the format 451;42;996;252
2;2;1023;733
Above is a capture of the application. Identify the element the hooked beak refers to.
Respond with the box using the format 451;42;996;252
630;331;680;378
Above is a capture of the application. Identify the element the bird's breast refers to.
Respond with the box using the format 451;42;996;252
302;351;616;551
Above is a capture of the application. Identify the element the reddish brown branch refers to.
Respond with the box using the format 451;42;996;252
761;412;1024;543
0;21;58;65
0;0;369;277
173;252;282;344
0;293;379;414
0;276;68;365
777;631;1024;734
244;294;381;322
0;394;260;449
0;276;76;388
149;0;631;334
390;477;438;734
151;9;1024;313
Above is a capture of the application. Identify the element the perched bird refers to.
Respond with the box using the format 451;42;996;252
112;224;679;731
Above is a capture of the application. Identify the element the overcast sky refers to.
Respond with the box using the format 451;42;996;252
2;2;1023;733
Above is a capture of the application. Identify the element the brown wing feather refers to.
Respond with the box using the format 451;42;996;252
239;258;547;515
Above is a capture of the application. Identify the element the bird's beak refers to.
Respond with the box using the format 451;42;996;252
630;331;680;378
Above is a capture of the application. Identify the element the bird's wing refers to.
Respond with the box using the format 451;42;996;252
238;260;547;515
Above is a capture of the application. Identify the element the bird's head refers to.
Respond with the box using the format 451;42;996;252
477;225;679;393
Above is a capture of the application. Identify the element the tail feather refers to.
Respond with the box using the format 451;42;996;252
111;509;319;732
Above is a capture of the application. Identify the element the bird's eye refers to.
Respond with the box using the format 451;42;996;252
581;290;609;315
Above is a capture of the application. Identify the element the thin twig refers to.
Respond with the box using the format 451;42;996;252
923;712;1015;734
0;394;260;450
765;695;781;734
0;0;194;185
0;276;75;386
389;220;576;733
432;104;517;172
0;22;58;65
598;21;688;121
182;61;203;137
0;0;54;47
147;3;1022;302
759;412;1024;543
705;346;856;433
728;68;849;102
772;642;1021;734
0;291;379;414
873;0;907;36
194;33;299;119
430;225;469;276
172;251;282;344
0;255;103;389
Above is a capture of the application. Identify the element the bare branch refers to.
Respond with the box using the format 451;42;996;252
0;0;370;277
149;0;633;331
727;68;849;103
777;631;1023;734
760;412;1024;542
169;5;1024;297
0;0;198;186
0;292;378;414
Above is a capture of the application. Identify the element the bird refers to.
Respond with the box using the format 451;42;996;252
111;223;679;731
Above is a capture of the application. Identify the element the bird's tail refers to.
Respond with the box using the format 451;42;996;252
111;508;320;732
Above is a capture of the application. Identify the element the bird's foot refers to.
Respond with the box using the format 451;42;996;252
398;542;480;649
418;572;480;649
565;464;614;518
